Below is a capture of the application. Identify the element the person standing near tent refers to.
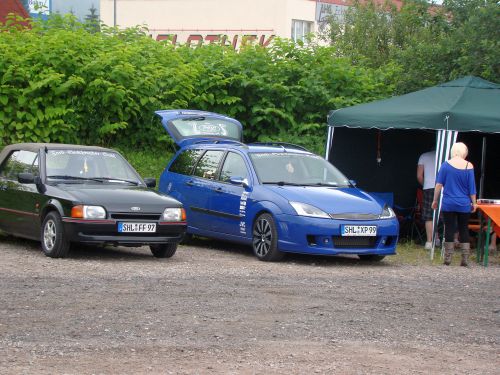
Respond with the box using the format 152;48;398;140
417;150;437;250
432;142;477;266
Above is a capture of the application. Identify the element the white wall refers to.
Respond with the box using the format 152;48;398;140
100;0;320;47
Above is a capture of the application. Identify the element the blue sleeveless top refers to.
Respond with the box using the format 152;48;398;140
436;162;476;212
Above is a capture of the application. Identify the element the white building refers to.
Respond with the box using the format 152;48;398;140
99;0;351;48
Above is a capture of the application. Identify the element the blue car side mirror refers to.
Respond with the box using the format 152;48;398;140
349;179;357;187
229;176;249;188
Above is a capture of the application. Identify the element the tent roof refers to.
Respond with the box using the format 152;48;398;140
328;76;500;133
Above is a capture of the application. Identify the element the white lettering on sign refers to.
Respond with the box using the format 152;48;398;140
50;150;117;158
239;191;249;234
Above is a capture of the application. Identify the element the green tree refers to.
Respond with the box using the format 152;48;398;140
321;0;499;93
442;0;500;81
84;4;100;33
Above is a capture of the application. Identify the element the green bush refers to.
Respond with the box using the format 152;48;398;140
118;146;174;182
0;14;394;157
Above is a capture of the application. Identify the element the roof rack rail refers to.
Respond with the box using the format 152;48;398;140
249;142;309;152
193;139;246;147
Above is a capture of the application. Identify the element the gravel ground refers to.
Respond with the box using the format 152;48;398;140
0;235;499;375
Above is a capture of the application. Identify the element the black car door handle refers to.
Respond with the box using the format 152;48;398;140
185;181;194;186
215;187;224;193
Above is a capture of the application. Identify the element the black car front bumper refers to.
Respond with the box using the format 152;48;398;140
62;218;186;246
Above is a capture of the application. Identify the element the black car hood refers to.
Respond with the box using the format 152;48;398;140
57;184;182;213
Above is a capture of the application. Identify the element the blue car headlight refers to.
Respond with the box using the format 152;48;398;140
289;201;330;219
380;205;395;219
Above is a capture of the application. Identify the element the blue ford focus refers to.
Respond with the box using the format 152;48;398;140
157;110;398;261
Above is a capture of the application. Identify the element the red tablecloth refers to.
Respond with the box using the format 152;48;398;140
477;204;500;237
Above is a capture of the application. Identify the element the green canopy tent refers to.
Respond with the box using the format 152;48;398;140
326;76;500;259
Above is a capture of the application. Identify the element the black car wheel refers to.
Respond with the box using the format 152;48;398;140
252;213;283;262
41;212;70;258
358;254;385;262
150;243;177;258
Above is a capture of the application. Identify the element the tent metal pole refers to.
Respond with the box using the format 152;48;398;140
431;129;457;260
325;126;334;160
479;137;486;199
476;137;487;262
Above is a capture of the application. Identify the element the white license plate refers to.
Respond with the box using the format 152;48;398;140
341;225;377;236
118;222;156;233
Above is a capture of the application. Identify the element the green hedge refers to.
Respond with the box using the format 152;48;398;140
0;14;395;155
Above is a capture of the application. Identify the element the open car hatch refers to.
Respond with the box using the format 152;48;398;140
155;109;243;148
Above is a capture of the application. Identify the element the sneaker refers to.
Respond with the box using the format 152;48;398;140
424;242;432;250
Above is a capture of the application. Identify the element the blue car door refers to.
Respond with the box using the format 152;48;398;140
210;151;251;237
184;150;225;231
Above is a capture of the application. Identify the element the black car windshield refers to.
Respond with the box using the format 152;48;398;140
45;150;141;184
250;152;350;187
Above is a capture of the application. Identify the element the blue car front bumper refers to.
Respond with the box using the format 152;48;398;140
273;213;398;256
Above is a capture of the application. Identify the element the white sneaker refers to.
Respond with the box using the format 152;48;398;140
424;242;432;250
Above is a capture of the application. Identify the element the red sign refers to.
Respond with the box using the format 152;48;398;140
155;33;275;49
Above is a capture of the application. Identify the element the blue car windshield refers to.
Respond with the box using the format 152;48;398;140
250;153;350;187
45;150;141;184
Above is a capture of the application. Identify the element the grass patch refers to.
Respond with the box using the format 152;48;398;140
390;241;443;266
390;240;498;266
117;147;174;183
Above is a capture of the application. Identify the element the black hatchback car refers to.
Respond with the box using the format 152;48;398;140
0;143;186;258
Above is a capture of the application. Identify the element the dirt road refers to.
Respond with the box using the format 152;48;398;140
0;235;498;374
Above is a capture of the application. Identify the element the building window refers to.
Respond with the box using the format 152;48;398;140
291;19;313;43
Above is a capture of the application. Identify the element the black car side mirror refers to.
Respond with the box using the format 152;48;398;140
18;172;35;184
144;178;156;188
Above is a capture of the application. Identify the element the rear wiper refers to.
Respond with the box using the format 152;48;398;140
47;175;104;183
182;116;205;121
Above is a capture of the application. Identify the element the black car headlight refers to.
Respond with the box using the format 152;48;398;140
71;205;106;219
161;208;186;222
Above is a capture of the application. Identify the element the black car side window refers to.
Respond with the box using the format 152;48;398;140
169;149;203;176
0;150;39;180
193;150;224;180
219;152;248;182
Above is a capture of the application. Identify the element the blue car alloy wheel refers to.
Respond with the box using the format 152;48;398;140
252;213;283;262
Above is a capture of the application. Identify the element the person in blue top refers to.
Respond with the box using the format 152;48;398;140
432;142;477;266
